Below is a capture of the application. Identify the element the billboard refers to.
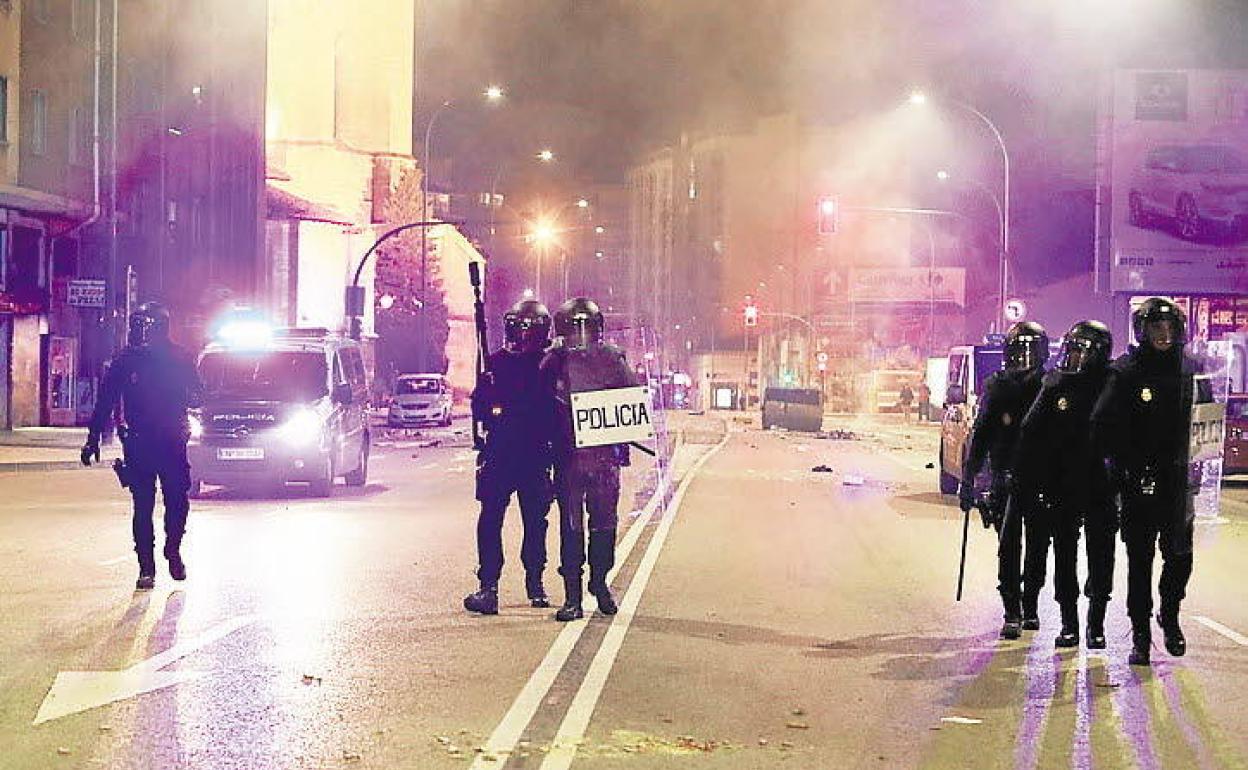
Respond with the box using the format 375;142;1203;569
847;267;966;306
1109;70;1248;293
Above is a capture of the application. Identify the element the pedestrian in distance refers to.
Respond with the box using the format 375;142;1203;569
917;381;932;422
80;302;203;591
898;381;915;421
959;321;1049;639
1013;321;1117;649
464;300;557;615
540;297;637;622
1091;297;1211;666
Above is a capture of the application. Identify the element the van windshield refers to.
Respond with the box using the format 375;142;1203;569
973;349;1004;394
199;351;328;402
397;378;441;395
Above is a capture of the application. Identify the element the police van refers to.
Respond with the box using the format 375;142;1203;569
188;325;371;497
938;342;1004;494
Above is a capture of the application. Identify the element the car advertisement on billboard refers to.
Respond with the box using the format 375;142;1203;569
1109;70;1248;293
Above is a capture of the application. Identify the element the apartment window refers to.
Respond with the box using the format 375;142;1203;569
71;0;95;41
29;90;47;156
69;106;89;165
0;76;8;143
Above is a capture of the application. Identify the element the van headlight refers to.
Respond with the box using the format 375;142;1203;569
277;409;323;445
188;414;204;441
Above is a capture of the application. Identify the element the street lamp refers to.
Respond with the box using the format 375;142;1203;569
419;86;505;367
537;149;555;163
910;90;1011;333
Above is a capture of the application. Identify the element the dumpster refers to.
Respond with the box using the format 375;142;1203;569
761;387;824;432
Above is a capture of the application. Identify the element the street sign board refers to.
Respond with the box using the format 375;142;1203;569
570;386;655;448
67;279;107;308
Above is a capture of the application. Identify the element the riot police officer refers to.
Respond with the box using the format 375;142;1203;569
1014;321;1116;649
81;303;203;590
464;300;555;614
1092;298;1209;665
959;321;1048;639
541;298;637;622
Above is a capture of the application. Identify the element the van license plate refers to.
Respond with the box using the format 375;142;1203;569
218;447;264;460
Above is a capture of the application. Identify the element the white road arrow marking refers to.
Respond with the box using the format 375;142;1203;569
33;614;255;725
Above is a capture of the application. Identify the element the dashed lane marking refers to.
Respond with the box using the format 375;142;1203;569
97;555;132;567
1194;616;1248;646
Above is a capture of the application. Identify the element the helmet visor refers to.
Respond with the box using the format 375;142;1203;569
1006;334;1045;371
1058;338;1094;373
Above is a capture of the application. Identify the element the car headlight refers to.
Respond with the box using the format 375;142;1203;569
277;409;323;445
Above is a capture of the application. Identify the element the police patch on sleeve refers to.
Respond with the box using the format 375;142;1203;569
1140;387;1153;403
1002;413;1012;426
1056;396;1069;411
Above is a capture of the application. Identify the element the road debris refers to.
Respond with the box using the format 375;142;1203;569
416;439;442;449
301;674;322;686
57;747;72;756
940;716;984;725
816;429;858;440
811;464;833;473
342;750;362;762
842;474;865;486
925;462;935;469
785;721;810;729
791;708;806;716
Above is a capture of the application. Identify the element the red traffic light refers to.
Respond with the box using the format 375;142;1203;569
817;196;838;234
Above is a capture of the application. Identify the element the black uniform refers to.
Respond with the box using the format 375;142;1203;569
1015;366;1116;644
87;338;202;582
541;339;637;618
963;366;1045;624
470;347;553;596
1091;344;1207;657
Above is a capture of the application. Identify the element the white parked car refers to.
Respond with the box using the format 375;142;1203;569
1129;144;1248;242
388;374;453;427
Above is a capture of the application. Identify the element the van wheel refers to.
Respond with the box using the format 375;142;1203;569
440;411;452;428
938;441;959;495
345;440;369;487
310;458;334;497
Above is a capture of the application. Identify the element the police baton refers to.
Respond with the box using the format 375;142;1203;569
955;502;972;602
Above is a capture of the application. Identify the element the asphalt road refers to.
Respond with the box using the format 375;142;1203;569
1;415;1246;769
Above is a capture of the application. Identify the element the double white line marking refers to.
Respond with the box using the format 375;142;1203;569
470;436;729;769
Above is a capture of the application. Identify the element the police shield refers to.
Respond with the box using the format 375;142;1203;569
1187;341;1232;520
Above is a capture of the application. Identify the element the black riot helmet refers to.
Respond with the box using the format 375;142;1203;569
1003;321;1049;372
503;299;552;353
1057;320;1113;374
127;302;171;347
553;297;605;349
1132;296;1186;353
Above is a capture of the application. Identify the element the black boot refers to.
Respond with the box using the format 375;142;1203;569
555;576;583;622
136;549;156;590
1129;624;1152;666
1086;600;1107;650
1021;594;1040;631
1000;616;1023;640
164;541;186;582
1157;609;1186;657
1055;603;1079;648
463;583;499;615
587;530;618;616
526;572;550;608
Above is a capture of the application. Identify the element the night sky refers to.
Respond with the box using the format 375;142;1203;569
419;0;1248;283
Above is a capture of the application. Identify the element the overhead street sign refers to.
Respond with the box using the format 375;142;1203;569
1004;298;1027;323
570;386;655;448
67;279;107;308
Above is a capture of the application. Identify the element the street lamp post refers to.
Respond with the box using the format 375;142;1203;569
935;170;1005;334
911;91;1011;333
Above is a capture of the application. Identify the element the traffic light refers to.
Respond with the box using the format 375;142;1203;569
817;196;839;235
744;296;758;328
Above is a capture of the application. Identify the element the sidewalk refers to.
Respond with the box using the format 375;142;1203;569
0;428;118;472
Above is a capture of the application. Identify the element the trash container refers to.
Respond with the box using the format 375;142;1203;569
761;387;824;432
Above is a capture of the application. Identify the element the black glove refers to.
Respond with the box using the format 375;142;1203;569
958;482;976;513
80;438;100;467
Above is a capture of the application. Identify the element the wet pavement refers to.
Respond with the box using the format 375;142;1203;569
1;413;1246;769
